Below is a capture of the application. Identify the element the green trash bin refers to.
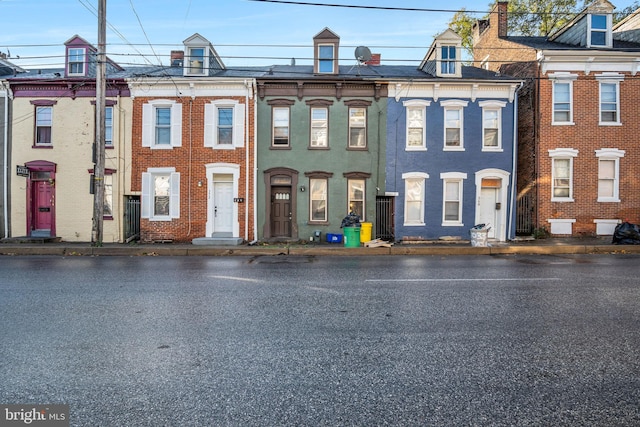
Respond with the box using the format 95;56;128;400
343;227;361;247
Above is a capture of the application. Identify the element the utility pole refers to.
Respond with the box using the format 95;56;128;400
92;0;107;246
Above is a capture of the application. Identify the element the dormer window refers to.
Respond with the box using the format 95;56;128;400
68;48;86;75
313;28;340;75
318;45;335;73
589;14;611;47
441;46;456;75
187;47;205;75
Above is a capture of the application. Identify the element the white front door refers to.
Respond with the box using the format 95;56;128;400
213;181;233;235
478;187;499;239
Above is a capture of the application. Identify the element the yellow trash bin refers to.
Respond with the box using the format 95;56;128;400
360;222;373;243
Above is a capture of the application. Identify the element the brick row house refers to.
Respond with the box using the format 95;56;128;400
474;0;640;237
128;34;257;244
5;36;132;242
385;29;521;242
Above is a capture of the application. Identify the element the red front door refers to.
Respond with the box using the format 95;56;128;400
30;177;54;237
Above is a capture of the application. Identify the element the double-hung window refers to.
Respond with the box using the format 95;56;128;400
597;74;622;125
403;100;430;151
441;172;466;226
596;148;625;202
142;100;182;149
141;167;180;220
348;107;367;148
318;45;335;73
479;100;506;151
549;148;578;201
105;106;113;147
204;100;245;148
310;178;328;222
187;47;205;75
550;73;576;125
441;100;467;150
35;106;53;146
67;48;85;76
402;172;428;226
589;14;609;47
310;108;328;148
348;179;365;221
441;46;456;75
273;107;290;147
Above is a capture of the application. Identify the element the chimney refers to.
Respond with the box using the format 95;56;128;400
365;53;381;66
497;1;508;38
170;50;184;67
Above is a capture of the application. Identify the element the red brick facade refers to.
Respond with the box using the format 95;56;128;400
131;95;255;243
473;2;640;236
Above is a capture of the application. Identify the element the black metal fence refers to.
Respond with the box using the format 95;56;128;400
375;196;394;241
516;193;534;235
124;196;140;241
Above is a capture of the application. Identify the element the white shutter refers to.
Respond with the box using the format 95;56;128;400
141;172;151;218
142;104;153;147
170;172;180;218
234;102;245;147
171;103;182;147
204;103;215;147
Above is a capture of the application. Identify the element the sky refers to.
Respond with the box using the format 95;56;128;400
1;0;639;71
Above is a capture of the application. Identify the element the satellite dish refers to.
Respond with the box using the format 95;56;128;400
354;46;372;63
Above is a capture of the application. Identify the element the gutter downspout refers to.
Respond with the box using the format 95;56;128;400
509;82;524;241
2;83;9;238
252;80;258;242
244;80;250;241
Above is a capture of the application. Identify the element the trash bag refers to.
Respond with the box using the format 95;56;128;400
340;211;361;228
612;222;640;245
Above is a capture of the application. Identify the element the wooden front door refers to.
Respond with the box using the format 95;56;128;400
31;178;54;236
213;181;234;235
270;186;291;237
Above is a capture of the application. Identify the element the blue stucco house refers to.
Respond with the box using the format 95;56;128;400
384;30;522;242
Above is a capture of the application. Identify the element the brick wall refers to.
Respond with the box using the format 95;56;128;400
132;96;255;242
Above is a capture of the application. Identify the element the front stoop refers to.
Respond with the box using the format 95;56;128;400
192;237;244;246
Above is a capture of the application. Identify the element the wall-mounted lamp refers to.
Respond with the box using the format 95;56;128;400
197;181;203;187
300;186;306;192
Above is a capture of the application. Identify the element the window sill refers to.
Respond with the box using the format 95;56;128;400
551;198;574;203
148;216;172;222
404;222;425;227
308;220;329;225
599;122;622;126
212;145;235;150
405;147;427;152
347;146;368;151
482;148;503;153
150;145;175;150
552;122;575;126
441;222;464;227
597;198;620;203
32;145;53;149
308;146;330;150
443;147;465;152
270;145;291;150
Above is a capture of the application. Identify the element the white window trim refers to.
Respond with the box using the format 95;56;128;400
309;178;328;222
204;99;245;149
141;167;180;221
347;179;366;221
436;43;461;78
549;148;578;202
67;47;86;76
441;100;467;151
402;172;429;226
317;44;336;74
348;107;367;148
142;100;183;149
403;100;430;151
595;148;625;202
440;172;467;226
588;13;612;48
596;74;623;126
550;73;577;126
185;46;207;76
479;100;506;152
310;107;329;148
594;219;621;235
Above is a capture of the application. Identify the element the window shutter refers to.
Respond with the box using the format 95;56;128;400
141;172;151;218
234;102;245;147
142;104;153;147
170;172;180;218
204;103;215;147
171;103;182;147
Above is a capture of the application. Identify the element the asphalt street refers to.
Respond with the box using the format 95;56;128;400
1;254;639;426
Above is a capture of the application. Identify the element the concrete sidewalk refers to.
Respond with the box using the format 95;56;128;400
2;236;639;256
